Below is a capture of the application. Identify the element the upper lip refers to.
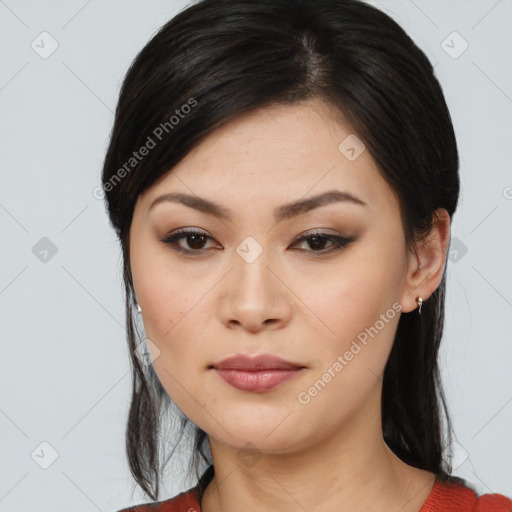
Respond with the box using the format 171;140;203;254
211;353;305;371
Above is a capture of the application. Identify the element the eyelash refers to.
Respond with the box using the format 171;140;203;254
159;228;356;256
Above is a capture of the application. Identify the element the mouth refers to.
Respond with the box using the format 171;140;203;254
211;353;305;371
210;353;306;392
213;367;305;392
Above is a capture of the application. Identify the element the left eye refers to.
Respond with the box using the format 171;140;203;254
294;232;354;252
159;229;355;255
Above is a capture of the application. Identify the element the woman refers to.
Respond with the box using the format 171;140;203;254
101;0;511;510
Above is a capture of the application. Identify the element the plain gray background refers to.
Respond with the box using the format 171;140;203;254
0;0;511;510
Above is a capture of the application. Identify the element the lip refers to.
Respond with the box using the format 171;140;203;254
214;368;304;392
211;354;306;393
211;353;305;371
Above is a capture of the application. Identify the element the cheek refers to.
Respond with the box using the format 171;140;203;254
131;230;201;339
132;255;220;389
134;266;212;412
293;273;400;434
301;247;403;382
136;269;203;345
134;271;178;337
306;249;402;335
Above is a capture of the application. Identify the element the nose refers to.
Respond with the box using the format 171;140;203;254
217;250;292;333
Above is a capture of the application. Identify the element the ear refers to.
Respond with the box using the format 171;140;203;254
399;208;451;313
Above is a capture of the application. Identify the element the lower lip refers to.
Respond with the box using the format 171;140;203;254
214;368;304;392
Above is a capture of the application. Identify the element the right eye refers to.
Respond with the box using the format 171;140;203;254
159;228;218;255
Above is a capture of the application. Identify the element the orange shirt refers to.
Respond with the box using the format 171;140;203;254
118;471;512;512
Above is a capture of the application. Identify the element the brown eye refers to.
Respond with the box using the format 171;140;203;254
292;231;356;254
159;228;355;256
159;229;217;254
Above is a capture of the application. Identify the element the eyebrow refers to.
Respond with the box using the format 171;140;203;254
149;189;367;223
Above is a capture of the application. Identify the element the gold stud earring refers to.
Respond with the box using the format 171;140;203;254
416;296;423;315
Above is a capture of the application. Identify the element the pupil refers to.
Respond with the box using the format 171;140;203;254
309;236;326;250
188;234;205;249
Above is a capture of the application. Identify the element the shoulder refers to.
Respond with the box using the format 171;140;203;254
474;492;512;512
115;486;201;512
421;477;512;512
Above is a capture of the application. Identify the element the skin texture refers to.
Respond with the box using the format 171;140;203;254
129;98;451;512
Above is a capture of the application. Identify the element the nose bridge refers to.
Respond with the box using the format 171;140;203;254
233;234;275;298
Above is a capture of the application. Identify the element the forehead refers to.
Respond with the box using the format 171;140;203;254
139;99;399;220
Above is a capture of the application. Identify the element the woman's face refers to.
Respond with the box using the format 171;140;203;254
129;99;422;454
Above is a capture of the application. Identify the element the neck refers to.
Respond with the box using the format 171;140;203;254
200;386;435;512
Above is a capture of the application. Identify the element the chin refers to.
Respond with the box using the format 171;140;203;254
208;415;311;453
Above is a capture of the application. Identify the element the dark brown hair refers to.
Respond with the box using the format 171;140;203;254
101;0;466;502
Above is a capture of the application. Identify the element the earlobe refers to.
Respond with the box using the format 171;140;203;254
399;208;451;313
